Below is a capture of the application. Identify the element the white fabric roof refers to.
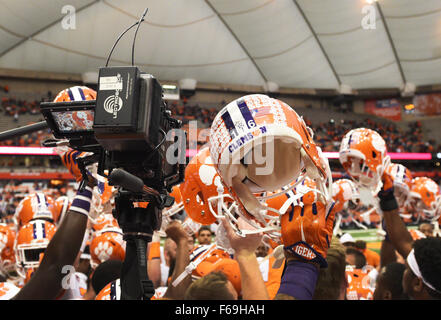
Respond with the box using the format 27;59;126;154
0;0;440;90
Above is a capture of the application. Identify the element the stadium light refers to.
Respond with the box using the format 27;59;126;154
0;147;432;161
162;84;177;90
0;146;58;155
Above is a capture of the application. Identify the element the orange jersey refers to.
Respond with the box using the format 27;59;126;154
360;248;380;269
258;255;285;300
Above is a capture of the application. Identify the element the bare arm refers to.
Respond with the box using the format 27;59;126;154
163;221;191;299
382;208;413;259
14;183;93;300
235;249;270;300
379;172;413;259
147;235;162;288
380;239;397;269
222;218;269;300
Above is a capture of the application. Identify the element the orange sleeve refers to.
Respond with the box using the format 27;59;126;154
265;257;285;300
148;242;161;260
365;249;380;268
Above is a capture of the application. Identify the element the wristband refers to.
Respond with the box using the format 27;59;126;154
378;189;398;212
148;242;161;260
69;186;93;217
277;260;319;300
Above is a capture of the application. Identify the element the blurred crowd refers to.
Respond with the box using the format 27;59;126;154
0;124;50;147
1;97;41;120
0;88;440;302
309;118;436;153
0;96;439;154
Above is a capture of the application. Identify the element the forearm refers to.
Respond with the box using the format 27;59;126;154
165;238;190;299
380;239;397;269
147;242;161;288
275;259;319;300
382;209;413;259
379;188;413;259
14;186;92;300
236;250;269;300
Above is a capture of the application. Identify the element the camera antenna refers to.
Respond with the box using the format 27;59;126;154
132;8;148;66
105;8;148;67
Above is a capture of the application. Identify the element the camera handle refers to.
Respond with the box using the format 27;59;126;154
114;191;163;300
120;235;155;300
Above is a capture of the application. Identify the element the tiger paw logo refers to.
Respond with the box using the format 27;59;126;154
94;242;113;262
0;284;10;296
198;156;222;189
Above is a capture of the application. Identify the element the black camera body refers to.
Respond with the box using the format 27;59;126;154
40;66;185;299
39;9;187;298
93;66;184;191
40;65;184;193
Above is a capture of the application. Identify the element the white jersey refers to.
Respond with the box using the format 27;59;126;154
257;257;270;282
0;282;20;300
57;272;88;300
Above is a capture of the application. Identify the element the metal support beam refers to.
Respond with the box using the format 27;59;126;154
376;2;406;85
204;0;268;83
0;0;100;58
293;0;341;86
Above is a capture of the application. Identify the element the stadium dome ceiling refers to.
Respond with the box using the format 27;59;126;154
0;0;441;91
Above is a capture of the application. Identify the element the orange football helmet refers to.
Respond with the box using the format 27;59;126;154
210;258;241;295
181;217;202;237
182;147;285;238
95;279;121;300
14;219;57;278
24;267;37;285
54;86;96;102
331;179;360;214
190;244;229;277
163;185;184;218
54;86;96;183
180;147;237;226
0;224;17;279
172;244;231;287
90;175;116;218
15;193;57;228
209;94;332;238
157;185;187;237
409;229;426;241
384;163;413;208
345;266;374;300
90;227;126;269
53;86;96;133
339;128;390;193
408;177;441;221
54;196;70;225
91;214;119;233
